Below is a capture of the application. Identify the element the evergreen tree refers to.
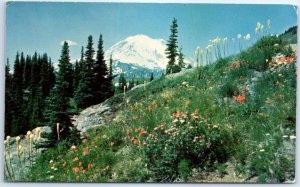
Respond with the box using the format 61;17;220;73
118;73;127;92
94;34;109;103
58;41;73;98
150;72;154;82
74;37;95;109
165;18;179;74
5;59;13;136
11;52;24;135
109;54;113;79
24;55;32;89
178;47;185;68
44;43;80;147
73;60;80;91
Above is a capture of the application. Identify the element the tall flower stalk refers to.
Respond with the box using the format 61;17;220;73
5;136;15;180
237;34;242;52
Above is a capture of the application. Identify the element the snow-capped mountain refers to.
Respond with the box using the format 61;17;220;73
104;34;193;78
105;34;168;70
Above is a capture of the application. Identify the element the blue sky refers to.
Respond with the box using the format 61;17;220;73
6;2;297;64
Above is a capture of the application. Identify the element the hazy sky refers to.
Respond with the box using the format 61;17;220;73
6;2;297;64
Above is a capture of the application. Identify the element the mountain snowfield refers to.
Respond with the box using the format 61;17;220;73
104;34;193;75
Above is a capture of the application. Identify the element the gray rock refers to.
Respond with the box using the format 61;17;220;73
72;103;111;135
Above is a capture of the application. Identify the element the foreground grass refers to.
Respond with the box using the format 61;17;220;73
26;36;296;183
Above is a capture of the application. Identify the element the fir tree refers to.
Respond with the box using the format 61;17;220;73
94;34;109;103
5;59;13;136
178;47;185;68
74;37;95;109
150;72;154;82
73;60;80;91
44;43;80;147
165;18;179;74
58;41;73;98
118;73;127;92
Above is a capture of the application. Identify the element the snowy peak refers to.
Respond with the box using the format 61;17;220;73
105;34;168;70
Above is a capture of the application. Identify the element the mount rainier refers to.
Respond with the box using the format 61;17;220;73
104;34;193;78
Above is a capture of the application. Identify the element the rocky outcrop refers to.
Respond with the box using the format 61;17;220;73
72;103;112;135
4;126;51;181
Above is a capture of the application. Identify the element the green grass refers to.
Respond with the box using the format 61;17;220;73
24;35;296;183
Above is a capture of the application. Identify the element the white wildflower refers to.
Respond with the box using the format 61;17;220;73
245;34;251;41
49;160;53;164
16;136;21;142
237;34;242;40
290;135;296;140
259;149;265;152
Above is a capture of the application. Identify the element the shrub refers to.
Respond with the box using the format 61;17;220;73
142;109;235;181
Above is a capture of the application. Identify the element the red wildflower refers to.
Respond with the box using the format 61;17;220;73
72;167;80;173
233;95;246;104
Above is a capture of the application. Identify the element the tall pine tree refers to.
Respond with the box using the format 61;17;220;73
94;34;109;103
58;41;73;98
75;37;95;109
44;42;79;147
165;18;179;74
178;47;185;69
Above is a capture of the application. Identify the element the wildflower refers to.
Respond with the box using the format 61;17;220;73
88;163;93;169
62;162;67;168
18;145;22;151
290;135;296;140
4;140;7;145
259;149;265;152
6;136;11;141
29;134;34;140
83;150;88;156
172;110;181;118
172;119;179;123
108;141;115;147
78;162;83;167
72;167;80;173
179;119;185;124
72;157;79;162
27;131;31;136
16;136;21;142
257;22;261;30
245;34;251;41
233;95;246;104
71;145;77;151
49;160;54;164
49;176;54;179
103;165;110;171
237;34;242;40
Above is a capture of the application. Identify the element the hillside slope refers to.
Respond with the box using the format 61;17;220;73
23;33;297;183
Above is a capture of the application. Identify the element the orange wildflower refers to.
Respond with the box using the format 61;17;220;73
72;167;80;173
88;163;93;169
62;162;67;168
78;162;83;167
172;110;182;118
133;139;138;145
83;150;88;156
233;95;246;104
